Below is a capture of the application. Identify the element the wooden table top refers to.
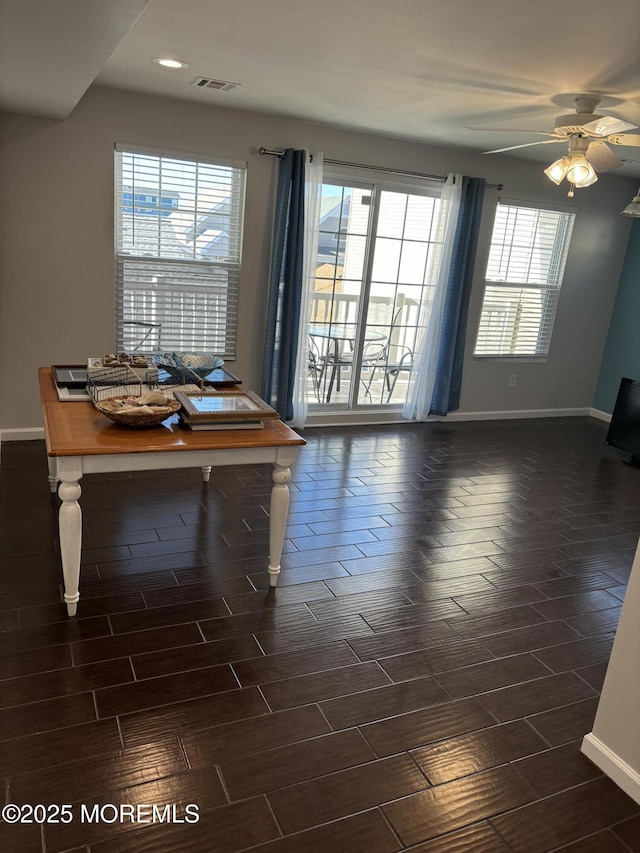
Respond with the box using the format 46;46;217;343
39;368;306;457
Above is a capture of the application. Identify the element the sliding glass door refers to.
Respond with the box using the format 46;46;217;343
308;176;442;410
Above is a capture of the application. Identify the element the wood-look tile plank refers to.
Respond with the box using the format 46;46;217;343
95;663;240;718
131;635;262;680
198;604;318;642
255;614;376;655
232;810;401;853
513;740;603;796
526;697;600;746
491;777;639;853
319;675;451;729
219;728;375;800
223;581;334;614
249;561;350;586
183;704;332;767
532;590;623;620
307;588;412;619
362;599;467;633
552;832;632;853
0;643;73;680
120;686;269;747
0;691;97;742
451;585;548;614
231;641;359;687
1;615;112;654
260;661;390;710
411;720;546;785
142;576;254;608
361;697;495;757
396;821;511;852
0;718;122;778
347;620;460;661
0;819;42;853
564;606;622;637
445;604;548;639
531;572;620;598
71;622;204;666
435;653;551;699
339;552;433;575
378;638;495;683
267;753;428;835
8;738;186;804
0;657;134;709
612;815;640;852
43;766;228;852
532;635;614;672
477;672;597;721
480;620;583;657
87;796;280;853
383;765;534;846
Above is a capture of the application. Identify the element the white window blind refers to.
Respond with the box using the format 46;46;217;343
474;202;575;357
115;147;246;357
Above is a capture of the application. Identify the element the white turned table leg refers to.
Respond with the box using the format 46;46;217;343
202;465;212;483
48;457;58;493
58;479;82;616
268;462;291;587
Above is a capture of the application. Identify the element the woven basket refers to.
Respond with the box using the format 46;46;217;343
94;396;181;427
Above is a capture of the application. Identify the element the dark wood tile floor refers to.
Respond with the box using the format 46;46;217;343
1;416;639;852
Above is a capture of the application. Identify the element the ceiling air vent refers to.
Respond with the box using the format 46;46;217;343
192;77;239;92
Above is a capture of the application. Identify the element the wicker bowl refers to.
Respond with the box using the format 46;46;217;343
94;396;181;427
152;352;224;381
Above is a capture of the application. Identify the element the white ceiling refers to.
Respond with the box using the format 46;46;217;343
2;0;640;175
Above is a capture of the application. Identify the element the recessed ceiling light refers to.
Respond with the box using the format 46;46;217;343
152;57;189;70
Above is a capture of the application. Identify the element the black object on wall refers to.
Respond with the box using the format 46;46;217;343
606;377;640;465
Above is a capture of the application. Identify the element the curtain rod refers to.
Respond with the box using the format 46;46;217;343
258;147;503;191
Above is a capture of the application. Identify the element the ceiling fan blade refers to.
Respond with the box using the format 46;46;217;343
484;139;563;154
582;115;638;136
607;133;640;147
466;127;557;137
586;141;623;172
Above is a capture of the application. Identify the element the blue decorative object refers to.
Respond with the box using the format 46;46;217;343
152;352;224;381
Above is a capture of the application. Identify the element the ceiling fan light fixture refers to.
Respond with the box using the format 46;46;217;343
621;188;640;217
567;153;598;187
544;156;570;185
544;143;598;192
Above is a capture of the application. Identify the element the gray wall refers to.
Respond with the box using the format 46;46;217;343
593;221;640;415
0;85;636;430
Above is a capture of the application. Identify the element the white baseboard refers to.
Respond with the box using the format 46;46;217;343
590;408;612;423
581;733;640;805
0;427;45;442
444;407;592;422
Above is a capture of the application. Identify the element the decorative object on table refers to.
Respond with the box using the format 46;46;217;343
94;394;181;427
104;353;149;367
51;364;91;401
148;363;242;389
52;365;89;387
151;352;225;384
88;356;151;381
87;365;178;427
174;389;278;430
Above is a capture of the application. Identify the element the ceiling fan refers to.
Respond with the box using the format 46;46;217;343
482;96;640;194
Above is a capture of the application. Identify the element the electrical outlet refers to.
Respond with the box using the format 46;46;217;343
508;374;517;388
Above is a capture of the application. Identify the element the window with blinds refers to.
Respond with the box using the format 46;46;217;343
115;146;246;358
474;202;575;357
